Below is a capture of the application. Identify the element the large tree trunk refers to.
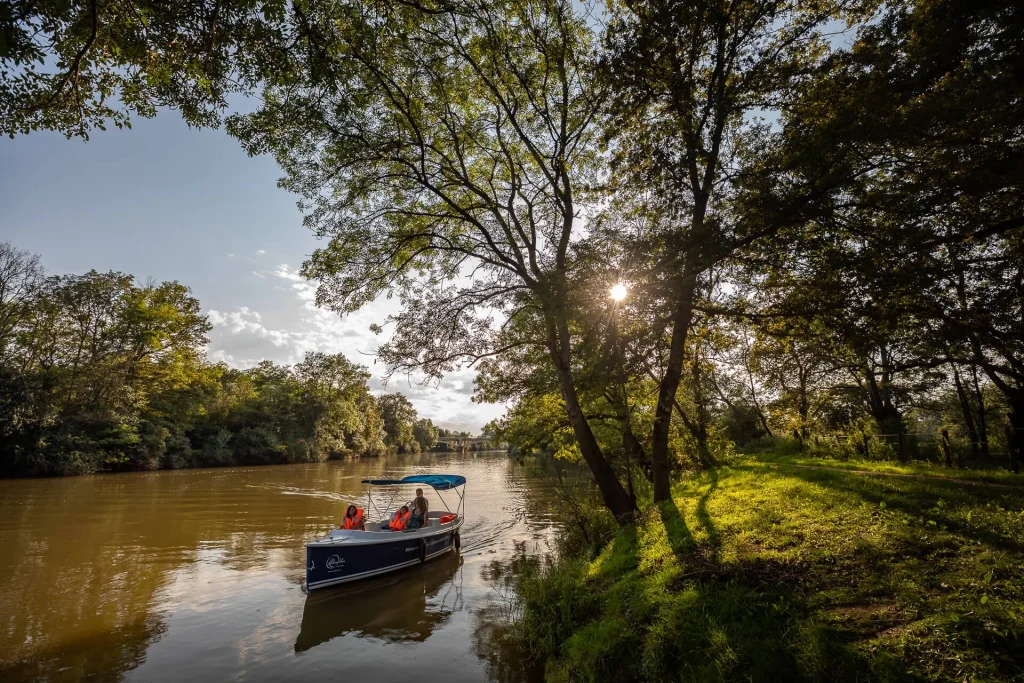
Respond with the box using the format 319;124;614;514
862;360;904;459
650;263;699;502
1007;392;1024;474
969;365;990;459
545;306;635;522
797;365;810;440
952;365;980;460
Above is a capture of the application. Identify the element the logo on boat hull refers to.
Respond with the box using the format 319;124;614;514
325;554;346;571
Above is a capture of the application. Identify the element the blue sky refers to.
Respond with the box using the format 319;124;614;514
0;113;504;432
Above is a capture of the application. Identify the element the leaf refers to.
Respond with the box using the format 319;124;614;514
980;595;988;604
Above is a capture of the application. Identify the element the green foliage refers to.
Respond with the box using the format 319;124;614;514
412;417;439;453
377;393;418;453
0;244;389;476
0;0;290;139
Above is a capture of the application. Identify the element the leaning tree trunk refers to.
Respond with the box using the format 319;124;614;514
545;308;635;522
651;264;699;503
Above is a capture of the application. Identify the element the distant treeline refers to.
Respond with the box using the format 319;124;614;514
0;243;465;477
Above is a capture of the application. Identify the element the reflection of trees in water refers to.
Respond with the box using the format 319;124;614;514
294;552;462;651
472;541;546;683
0;613;166;682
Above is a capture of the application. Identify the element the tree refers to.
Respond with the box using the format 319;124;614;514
413;417;439;452
1;268;212;474
229;0;636;519
0;242;43;359
601;0;857;500
0;0;289;138
377;393;418;453
776;0;1024;458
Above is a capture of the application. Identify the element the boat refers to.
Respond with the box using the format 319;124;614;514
304;473;466;591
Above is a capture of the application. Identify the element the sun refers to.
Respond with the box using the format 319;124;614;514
609;283;628;302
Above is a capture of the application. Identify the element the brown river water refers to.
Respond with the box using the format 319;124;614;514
0;451;562;682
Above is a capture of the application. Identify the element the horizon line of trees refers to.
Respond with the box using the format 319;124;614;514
0;243;467;477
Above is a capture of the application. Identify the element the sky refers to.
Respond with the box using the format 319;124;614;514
0;112;506;433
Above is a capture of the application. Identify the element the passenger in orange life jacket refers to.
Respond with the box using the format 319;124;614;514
342;505;365;531
389;505;412;531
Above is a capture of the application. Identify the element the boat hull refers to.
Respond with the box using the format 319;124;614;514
305;526;459;591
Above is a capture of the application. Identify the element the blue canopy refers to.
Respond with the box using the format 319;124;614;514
361;474;467;490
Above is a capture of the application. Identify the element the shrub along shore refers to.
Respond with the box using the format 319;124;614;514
516;449;1024;682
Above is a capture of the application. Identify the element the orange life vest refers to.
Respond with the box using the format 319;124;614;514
439;514;456;524
342;508;365;530
391;510;412;531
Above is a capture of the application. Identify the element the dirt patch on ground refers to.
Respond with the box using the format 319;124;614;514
832;602;909;638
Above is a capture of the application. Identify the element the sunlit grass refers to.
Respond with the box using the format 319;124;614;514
516;458;1024;682
742;441;1024;486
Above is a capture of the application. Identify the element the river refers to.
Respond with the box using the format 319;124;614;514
0;451;561;682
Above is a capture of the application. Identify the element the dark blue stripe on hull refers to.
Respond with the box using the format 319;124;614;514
306;532;455;590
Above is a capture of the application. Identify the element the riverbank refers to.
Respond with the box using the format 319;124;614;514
516;457;1024;681
0;443;503;480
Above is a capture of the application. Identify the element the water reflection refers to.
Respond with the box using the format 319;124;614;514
296;551;463;651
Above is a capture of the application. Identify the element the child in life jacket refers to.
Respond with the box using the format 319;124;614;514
389;505;412;531
342;505;365;530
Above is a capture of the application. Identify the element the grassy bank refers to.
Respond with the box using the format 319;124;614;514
517;459;1024;681
744;448;1024;487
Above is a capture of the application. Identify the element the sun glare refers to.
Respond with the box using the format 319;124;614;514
609;283;628;302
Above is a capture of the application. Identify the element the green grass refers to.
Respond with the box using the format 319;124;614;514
516;460;1024;682
746;450;1024;487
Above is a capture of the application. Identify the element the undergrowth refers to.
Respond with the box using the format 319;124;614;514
515;459;1024;682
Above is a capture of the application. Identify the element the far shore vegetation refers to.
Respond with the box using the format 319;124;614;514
0;243;481;477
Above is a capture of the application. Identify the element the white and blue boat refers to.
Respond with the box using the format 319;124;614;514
304;474;466;591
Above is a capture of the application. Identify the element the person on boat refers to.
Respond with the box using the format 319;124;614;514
342;505;365;531
389;505;412;531
408;489;428;520
406;498;427;530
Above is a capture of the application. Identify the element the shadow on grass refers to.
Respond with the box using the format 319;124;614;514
517;475;885;683
756;462;1024;555
657;468;721;566
696;467;720;548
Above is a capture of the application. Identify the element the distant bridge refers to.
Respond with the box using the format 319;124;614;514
434;437;500;450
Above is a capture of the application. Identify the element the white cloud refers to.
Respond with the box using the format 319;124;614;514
204;265;507;432
271;263;303;282
256;249;266;255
